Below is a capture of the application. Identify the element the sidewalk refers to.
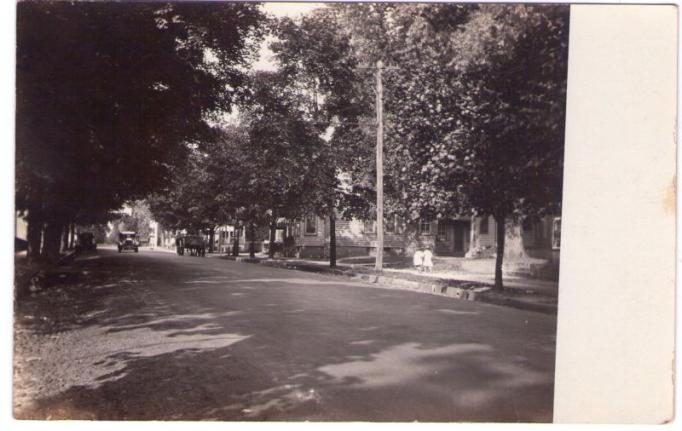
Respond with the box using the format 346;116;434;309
219;253;558;315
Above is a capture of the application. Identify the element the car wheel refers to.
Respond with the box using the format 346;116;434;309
134;248;139;253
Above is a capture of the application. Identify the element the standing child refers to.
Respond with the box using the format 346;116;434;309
422;246;434;273
413;247;424;272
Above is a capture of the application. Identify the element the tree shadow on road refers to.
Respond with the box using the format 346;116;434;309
14;252;556;422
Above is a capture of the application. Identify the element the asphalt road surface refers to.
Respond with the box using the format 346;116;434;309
14;248;557;422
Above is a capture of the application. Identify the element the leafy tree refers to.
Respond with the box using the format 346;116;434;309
16;1;265;261
109;200;154;243
207;125;254;256
147;124;249;255
287;4;568;289
147;136;236;252
148;90;324;260
270;6;377;266
238;71;328;258
381;4;569;289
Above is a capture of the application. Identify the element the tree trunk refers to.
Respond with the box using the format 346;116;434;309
69;223;76;249
61;222;70;251
208;227;215;253
329;211;336;268
232;223;240;256
41;218;63;263
494;214;506;291
26;215;43;262
268;220;276;259
249;222;256;258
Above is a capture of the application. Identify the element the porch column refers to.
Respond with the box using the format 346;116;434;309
504;219;530;261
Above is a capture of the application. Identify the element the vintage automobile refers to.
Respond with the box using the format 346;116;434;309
118;231;139;253
75;232;97;252
176;234;206;257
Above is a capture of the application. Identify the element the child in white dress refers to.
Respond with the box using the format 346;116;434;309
422;247;434;273
413;248;424;272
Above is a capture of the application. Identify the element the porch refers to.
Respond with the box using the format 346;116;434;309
434;220;471;257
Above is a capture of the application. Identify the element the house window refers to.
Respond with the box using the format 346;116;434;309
523;217;533;232
437;221;448;241
364;219;376;235
479;217;489;235
552;217;561;249
420;217;432;235
305;215;317;235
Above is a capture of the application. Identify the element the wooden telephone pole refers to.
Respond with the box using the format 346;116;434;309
375;60;384;272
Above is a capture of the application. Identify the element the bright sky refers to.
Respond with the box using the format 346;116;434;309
262;2;325;18
253;2;326;71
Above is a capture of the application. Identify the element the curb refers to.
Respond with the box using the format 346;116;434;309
475;293;557;315
356;273;557;315
230;257;557;315
222;256;262;263
352;273;481;300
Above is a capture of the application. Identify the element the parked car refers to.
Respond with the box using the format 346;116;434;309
118;231;139;253
75;232;97;252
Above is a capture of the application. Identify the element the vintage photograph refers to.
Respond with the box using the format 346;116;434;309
14;1;568;422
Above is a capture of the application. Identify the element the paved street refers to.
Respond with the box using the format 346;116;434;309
14;248;557;422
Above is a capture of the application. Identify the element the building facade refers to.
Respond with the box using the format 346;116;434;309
287;213;561;264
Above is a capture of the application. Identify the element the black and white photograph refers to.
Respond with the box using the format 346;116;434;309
8;0;676;425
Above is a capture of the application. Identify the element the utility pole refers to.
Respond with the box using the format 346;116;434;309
375;60;384;272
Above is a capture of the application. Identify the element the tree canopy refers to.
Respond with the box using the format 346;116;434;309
384;4;569;222
16;1;266;260
16;2;569;290
267;3;569;286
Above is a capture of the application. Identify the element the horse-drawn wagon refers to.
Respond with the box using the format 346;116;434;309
176;234;206;257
